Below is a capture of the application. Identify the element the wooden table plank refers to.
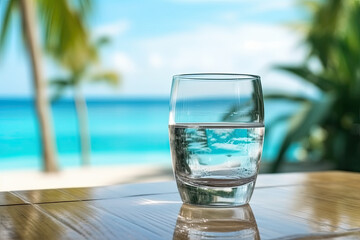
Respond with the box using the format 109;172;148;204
252;187;360;229
0;204;84;239
60;181;178;201
89;193;181;239
106;181;178;197
59;186;121;201
11;189;79;204
256;170;360;188
304;171;360;187
1;171;360;240
38;201;162;240
0;192;26;206
255;172;308;188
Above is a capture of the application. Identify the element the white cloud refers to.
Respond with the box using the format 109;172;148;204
148;53;164;69
112;52;136;74
85;22;313;97
169;0;295;8
93;20;130;38
169;0;243;2
252;0;295;13
138;23;303;73
219;11;239;21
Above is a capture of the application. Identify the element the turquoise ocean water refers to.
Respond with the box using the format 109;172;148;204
0;98;298;171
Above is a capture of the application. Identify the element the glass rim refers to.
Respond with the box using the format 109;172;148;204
173;73;260;81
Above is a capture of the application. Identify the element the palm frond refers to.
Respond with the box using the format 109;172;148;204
74;0;92;18
88;70;121;86
332;39;355;84
305;0;344;68
221;100;253;122
273;0;360;172
50;78;72;102
37;0;92;70
270;94;335;172
94;36;111;48
0;0;18;53
300;0;321;13
275;65;337;91
265;93;311;103
222;82;264;123
264;113;293;142
51;86;66;102
50;78;72;87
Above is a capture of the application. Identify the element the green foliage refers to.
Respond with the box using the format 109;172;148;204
270;0;360;172
46;2;120;167
0;0;119;95
50;37;121;97
0;0;18;53
89;70;120;86
0;0;91;63
37;0;94;71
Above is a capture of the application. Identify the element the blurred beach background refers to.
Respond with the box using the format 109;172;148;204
0;0;359;190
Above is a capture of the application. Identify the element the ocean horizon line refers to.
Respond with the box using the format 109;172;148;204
0;97;171;105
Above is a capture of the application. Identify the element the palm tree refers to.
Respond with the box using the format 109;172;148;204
51;37;120;166
0;0;91;172
268;0;360;172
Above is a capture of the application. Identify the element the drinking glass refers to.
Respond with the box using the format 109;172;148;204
169;73;264;207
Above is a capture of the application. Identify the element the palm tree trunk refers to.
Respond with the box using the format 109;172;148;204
74;85;91;166
19;0;58;172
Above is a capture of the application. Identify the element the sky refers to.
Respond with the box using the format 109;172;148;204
0;0;317;98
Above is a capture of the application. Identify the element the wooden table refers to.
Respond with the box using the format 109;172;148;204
1;171;360;239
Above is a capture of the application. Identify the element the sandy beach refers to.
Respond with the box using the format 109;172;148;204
0;164;174;192
0;161;335;192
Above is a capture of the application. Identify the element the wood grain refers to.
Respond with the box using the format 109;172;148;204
39;201;163;240
12;189;78;204
0;192;26;206
0;171;359;240
0;204;83;239
89;194;182;239
60;181;178;201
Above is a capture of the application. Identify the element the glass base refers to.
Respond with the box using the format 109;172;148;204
176;178;256;207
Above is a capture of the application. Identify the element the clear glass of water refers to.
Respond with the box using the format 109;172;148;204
169;73;264;207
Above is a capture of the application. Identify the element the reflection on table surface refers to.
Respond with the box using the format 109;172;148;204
173;204;259;240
